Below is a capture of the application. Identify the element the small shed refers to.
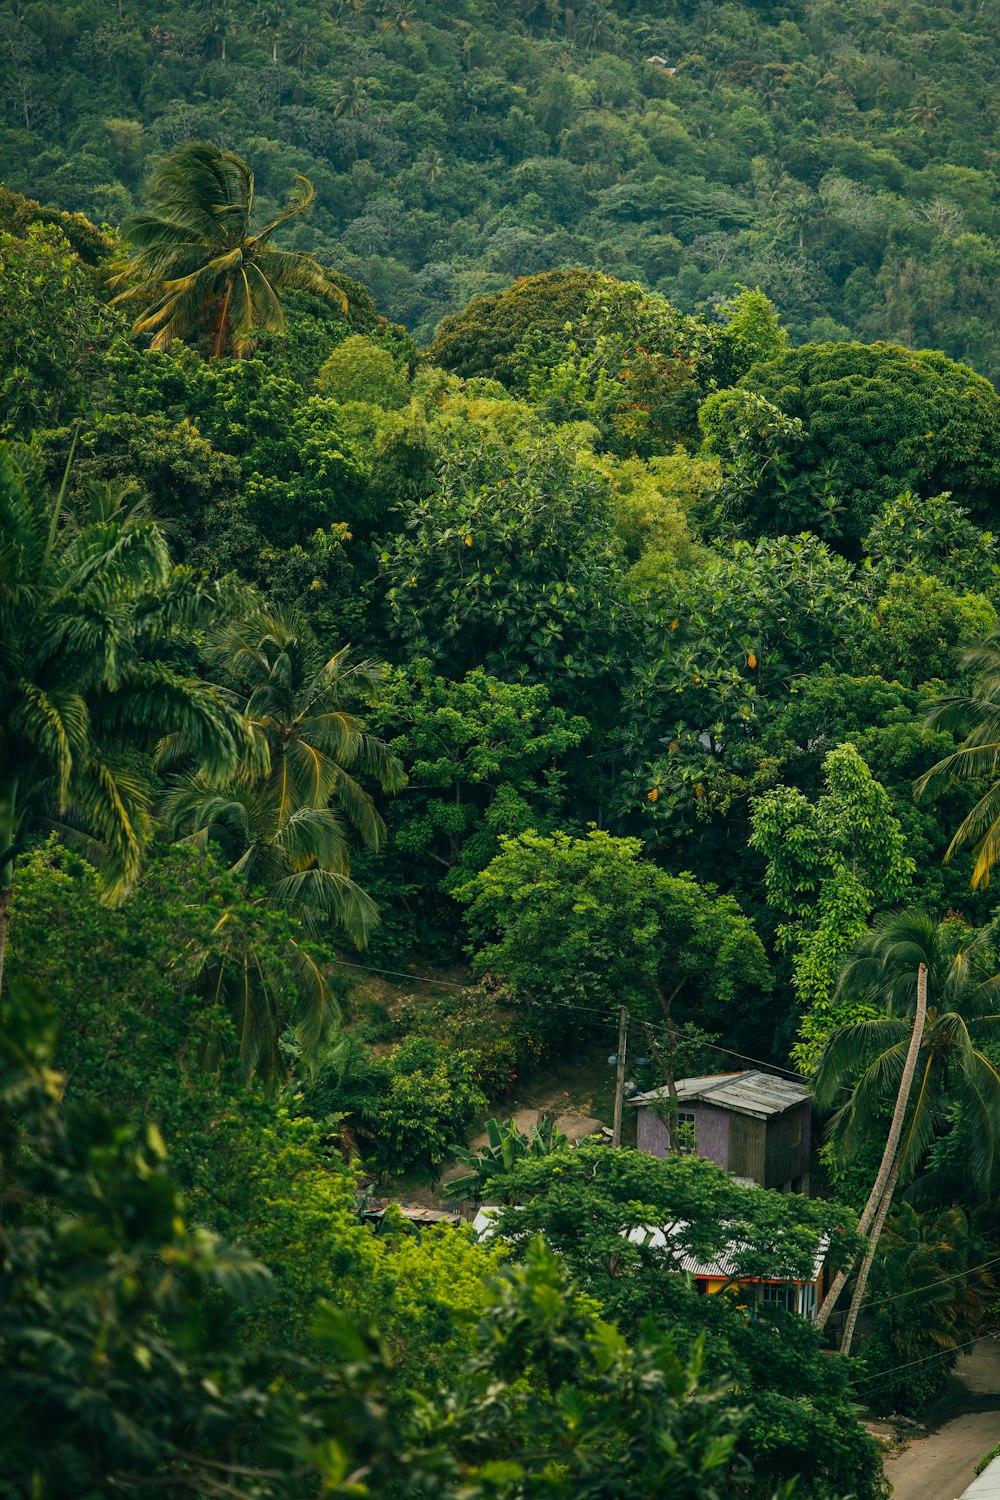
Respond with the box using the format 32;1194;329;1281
630;1070;811;1194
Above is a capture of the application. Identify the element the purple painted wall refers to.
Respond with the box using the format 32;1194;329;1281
693;1106;730;1169
636;1107;670;1157
635;1105;730;1167
636;1100;812;1190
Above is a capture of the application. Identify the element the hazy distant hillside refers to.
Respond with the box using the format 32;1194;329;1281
4;0;1000;368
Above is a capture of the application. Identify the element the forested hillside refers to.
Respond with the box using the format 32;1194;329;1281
4;2;1000;1496
4;0;1000;369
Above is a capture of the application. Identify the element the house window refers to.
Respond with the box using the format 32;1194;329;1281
676;1111;696;1153
760;1282;798;1314
790;1111;802;1147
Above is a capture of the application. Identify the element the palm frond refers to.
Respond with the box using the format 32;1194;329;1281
254;245;348;311
11;683;90;809
253;173;316;244
270;867;379;947
242;260;287;336
66;756;152;902
327;764;388;851
98;664;263;781
285;939;340;1055
272;804;352;875
896;1053;944;1179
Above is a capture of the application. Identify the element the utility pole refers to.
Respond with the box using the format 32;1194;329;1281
611;1005;628;1148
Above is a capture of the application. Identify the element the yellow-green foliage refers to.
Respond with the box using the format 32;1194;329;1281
589;446;715;591
183;1100;385;1346
374;1226;505;1382
859;572;997;689
318;334;410;409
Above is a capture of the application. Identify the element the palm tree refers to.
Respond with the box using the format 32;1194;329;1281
253;3;284;63
814;955;927;1334
162;610;405;1081
915;633;1000;887
329;77;369;119
906;93;943;129
0;440;259;993
112;142;347;358
813;910;1000;1351
418;152;447;186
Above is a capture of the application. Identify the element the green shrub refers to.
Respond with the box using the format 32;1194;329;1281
377;1037;486;1175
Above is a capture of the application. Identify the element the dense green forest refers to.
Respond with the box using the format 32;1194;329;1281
5;2;1000;1496
5;0;1000;369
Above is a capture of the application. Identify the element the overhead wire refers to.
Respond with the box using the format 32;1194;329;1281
850;1330;993;1388
852;1251;1000;1317
326;953;811;1077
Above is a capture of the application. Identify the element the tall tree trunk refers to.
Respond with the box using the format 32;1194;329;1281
840;1156;900;1357
213;280;234;359
815;962;928;1330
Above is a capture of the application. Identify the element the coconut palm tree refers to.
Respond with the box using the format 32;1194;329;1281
328;77;369;119
0;440;259;993
915;632;1000;887
162;611;405;1081
112;141;347;358
813;910;1000;1350
814;956;927;1334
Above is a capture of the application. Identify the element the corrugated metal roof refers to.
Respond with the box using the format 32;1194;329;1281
361;1203;463;1227
476;1209;825;1284
630;1069;810;1120
626;1223;827;1283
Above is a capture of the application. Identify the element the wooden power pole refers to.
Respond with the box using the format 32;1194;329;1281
612;1006;628;1147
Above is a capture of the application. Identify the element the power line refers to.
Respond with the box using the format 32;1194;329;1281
327;954;486;992
635;1017;810;1082
853;1252;1000;1319
327;954;808;1076
850;1330;990;1389
329;955;613;1017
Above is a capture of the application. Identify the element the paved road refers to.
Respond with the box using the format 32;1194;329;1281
885;1411;1000;1500
885;1343;1000;1500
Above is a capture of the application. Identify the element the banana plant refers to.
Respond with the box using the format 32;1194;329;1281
443;1115;569;1203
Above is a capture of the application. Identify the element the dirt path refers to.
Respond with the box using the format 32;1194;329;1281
884;1342;1000;1500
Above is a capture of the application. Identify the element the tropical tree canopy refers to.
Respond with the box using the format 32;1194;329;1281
916;631;1000;888
0;441;256;926
112;141;347;357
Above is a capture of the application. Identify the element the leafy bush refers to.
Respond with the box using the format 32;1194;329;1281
375;1037;486;1175
297;1034;486;1176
